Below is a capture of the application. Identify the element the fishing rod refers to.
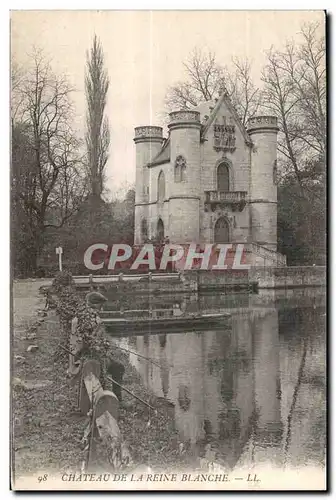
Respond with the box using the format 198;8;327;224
57;343;157;412
58;340;166;370
106;375;156;412
108;342;165;369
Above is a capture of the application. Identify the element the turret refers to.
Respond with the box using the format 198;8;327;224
247;116;279;251
134;126;163;205
167;110;201;243
133;126;163;243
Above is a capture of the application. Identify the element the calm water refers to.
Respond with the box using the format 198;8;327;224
106;288;326;470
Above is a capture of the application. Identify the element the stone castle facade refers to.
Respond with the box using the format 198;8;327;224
133;93;285;263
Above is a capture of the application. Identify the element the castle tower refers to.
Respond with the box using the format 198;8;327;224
133;126;163;244
168;110;201;243
247;116;279;252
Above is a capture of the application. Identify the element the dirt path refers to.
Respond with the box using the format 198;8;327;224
12;280;195;489
12;280;84;487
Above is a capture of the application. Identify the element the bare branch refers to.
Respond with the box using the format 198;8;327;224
11;48;86;252
164;48;260;126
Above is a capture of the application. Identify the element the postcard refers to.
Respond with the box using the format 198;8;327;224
11;9;326;491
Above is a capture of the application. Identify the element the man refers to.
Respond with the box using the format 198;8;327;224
85;287;108;311
85;287;125;401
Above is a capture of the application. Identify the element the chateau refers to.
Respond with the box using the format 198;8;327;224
133;92;286;266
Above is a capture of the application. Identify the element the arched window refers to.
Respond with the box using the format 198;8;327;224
217;163;230;191
174;155;187;182
157;170;165;201
141;219;148;241
157;218;164;242
214;217;230;243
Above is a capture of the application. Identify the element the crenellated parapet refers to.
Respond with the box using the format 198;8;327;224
168;110;201;131
134;126;163;144
247;116;279;135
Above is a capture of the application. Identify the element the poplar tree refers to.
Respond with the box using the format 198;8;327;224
85;35;110;199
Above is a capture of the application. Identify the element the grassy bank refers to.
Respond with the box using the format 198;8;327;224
12;281;195;485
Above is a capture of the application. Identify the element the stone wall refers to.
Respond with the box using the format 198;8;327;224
249;266;326;289
79;266;326;294
196;269;250;290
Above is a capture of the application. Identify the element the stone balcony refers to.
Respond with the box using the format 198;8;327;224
204;190;247;212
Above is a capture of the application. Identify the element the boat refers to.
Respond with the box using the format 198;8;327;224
100;312;231;334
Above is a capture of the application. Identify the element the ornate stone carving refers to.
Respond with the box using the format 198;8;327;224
134;126;163;138
169;110;200;123
174;155;187;182
213;212;234;230
204;190;247;213
246;115;279;133
213;116;236;153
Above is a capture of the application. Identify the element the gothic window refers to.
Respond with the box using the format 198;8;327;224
174;155;187;182
157;170;165;201
217;163;230;192
141;219;148;241
214;217;230;243
157;218;164;242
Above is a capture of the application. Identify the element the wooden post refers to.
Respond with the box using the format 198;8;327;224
78;359;101;415
56;246;63;271
77;358;132;472
88;390;120;468
68;316;84;379
94;390;119;421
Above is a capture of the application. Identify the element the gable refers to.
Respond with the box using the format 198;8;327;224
197;93;252;147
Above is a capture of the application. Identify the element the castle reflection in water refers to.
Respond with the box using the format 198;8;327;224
112;288;326;469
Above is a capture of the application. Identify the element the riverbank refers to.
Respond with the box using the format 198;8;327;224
12;280;85;484
12;281;195;488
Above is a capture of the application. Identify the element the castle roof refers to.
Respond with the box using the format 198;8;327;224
198;93;252;146
147;92;252;168
148;134;171;167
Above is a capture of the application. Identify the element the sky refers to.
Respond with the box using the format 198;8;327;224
11;10;324;198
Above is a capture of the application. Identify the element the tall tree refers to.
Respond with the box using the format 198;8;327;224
261;21;326;264
165;48;261;126
85;35;110;199
11;49;86;275
261;21;326;193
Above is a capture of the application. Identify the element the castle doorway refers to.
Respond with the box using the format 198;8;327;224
157;218;164;243
214;217;230;243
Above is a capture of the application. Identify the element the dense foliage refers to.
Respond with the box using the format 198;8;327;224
53;271;110;361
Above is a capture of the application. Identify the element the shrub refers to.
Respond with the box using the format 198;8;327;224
52;270;75;293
